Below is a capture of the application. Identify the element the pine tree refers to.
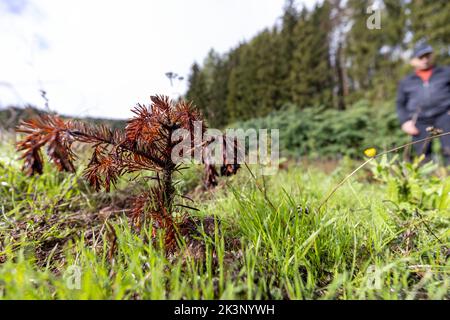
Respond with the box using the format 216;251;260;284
251;29;281;116
226;43;251;122
372;0;408;100
346;0;374;93
185;63;210;120
289;3;334;108
409;0;450;65
226;29;283;121
276;0;299;105
207;50;230;127
328;0;351;110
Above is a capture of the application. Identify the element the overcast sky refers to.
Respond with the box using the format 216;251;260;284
0;0;317;119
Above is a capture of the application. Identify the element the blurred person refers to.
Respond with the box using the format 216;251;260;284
396;42;450;166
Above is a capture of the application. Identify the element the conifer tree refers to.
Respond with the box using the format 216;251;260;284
289;3;333;108
186;63;210;119
408;0;450;65
226;43;249;122
277;0;299;105
345;0;385;102
208;53;230;127
372;0;408;100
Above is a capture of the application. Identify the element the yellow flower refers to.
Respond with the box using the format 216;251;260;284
364;147;377;158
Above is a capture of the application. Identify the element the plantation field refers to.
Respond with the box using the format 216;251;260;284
0;134;449;300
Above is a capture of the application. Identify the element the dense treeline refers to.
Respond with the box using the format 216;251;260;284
186;0;450;128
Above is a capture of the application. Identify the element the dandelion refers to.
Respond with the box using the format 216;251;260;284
364;147;377;158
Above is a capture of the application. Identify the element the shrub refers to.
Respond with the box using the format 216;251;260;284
230;99;408;159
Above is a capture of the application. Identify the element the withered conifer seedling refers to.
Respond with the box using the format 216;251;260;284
203;135;240;188
16;95;204;251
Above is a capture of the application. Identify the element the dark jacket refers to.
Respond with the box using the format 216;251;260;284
396;65;450;125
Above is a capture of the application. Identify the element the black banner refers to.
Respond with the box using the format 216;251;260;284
0;300;444;319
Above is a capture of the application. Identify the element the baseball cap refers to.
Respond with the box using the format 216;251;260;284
413;42;433;58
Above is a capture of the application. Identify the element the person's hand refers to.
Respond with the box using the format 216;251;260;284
401;120;420;136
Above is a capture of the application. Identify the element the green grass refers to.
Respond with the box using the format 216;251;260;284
0;135;449;300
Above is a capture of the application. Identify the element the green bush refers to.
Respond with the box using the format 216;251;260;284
230;100;408;159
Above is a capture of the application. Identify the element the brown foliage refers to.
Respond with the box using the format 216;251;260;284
16;114;76;175
203;135;241;188
16;95;205;252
